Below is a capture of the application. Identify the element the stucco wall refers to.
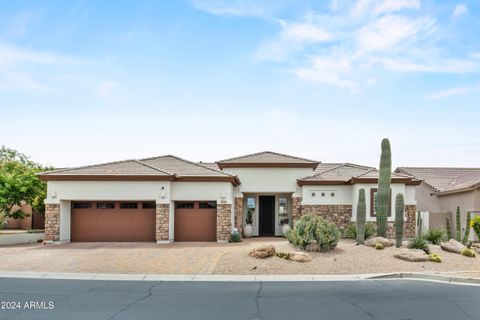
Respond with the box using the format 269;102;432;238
170;182;234;204
302;185;352;205
414;184;442;213
437;190;480;238
46;181;171;204
225;168;314;194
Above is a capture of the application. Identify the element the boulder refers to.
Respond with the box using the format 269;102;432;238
289;252;312;263
365;237;394;247
305;242;320;252
394;249;429;262
440;239;466;254
249;244;276;258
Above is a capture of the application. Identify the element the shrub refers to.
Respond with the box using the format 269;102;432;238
461;248;476;258
424;228;445;245
344;222;376;239
471;216;480;240
229;230;242;243
286;215;341;251
375;242;384;250
408;236;430;254
429;253;442;263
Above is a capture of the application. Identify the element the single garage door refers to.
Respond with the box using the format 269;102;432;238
174;201;217;242
71;201;156;242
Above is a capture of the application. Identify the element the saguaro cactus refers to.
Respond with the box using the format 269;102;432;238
455;206;461;242
356;188;367;244
376;138;391;237
395;193;404;248
463;211;471;244
417;211;423;236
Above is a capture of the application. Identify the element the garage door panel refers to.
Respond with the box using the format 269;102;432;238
71;202;155;242
174;202;217;242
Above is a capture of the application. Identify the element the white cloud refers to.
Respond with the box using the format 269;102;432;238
372;0;420;15
470;52;480;60
96;81;118;99
191;0;270;17
426;87;468;100
382;58;478;73
451;4;467;20
281;22;332;43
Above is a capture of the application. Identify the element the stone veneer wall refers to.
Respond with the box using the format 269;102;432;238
292;197;303;225
156;204;170;241
217;204;232;241
300;205;353;234
44;203;60;241
386;205;416;239
234;197;243;234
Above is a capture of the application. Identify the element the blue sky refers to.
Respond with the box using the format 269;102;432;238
1;0;479;168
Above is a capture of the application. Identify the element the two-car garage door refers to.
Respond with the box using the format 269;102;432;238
71;201;156;242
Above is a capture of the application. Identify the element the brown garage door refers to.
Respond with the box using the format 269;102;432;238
174;201;217;242
71;201;156;242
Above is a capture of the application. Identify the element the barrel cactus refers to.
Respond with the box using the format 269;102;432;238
455;206;461;242
395;193;404;248
376;138;391;237
356;188;366;244
462;211;471;244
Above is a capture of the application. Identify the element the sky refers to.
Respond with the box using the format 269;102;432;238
1;0;479;169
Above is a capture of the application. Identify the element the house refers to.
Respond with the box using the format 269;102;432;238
39;152;420;243
395;167;480;240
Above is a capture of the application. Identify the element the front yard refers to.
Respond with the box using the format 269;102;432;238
0;238;479;276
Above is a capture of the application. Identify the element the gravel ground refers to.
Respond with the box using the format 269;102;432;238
213;239;480;275
1;239;479;276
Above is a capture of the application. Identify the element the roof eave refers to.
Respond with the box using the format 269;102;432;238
217;162;319;169
38;174;176;181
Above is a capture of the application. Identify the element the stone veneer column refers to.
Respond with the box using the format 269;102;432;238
156;204;170;242
234;197;243;234
387;205;416;239
44;203;60;241
217;204;232;241
292;197;302;225
300;205;353;234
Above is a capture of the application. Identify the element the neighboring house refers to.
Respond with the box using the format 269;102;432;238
395;167;480;240
39;152;419;243
5;204;45;230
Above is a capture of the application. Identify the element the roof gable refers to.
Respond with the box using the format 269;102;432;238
141;155;234;177
216;151;319;168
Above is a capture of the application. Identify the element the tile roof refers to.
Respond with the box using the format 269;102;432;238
217;151;319;164
299;163;419;185
141;155;234;177
39;159;172;176
396;167;480;194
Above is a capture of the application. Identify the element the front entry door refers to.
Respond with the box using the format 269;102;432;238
259;196;275;236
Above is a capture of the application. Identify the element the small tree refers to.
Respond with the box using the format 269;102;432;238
0;146;49;226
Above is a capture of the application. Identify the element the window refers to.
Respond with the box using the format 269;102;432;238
199;201;217;209
331;192;335;197
96;202;115;209
120;202;138;209
278;197;289;225
370;188;392;217
311;192;316;197
176;202;194;209
72;202;92;209
321;192;326;197
245;197;256;224
142;202;156;209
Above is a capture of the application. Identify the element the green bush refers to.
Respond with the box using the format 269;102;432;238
471;216;480;240
424;228;445;245
229;231;242;243
461;248;476;258
344;222;376;239
286;215;341;251
408;236;430;254
375;242;384;250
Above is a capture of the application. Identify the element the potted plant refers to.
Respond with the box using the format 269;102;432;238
243;208;254;238
281;217;291;236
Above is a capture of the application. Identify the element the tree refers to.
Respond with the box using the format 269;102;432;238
0;146;49;226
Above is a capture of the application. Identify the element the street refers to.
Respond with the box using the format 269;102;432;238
0;278;479;320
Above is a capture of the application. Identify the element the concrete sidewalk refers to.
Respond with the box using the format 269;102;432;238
1;271;480;285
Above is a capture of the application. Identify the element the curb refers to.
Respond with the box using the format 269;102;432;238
0;271;479;285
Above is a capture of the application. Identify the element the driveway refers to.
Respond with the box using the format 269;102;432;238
0;278;479;320
1;238;479;276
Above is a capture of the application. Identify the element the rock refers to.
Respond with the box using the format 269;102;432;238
305;242;320;252
365;237;394;247
440;239;466;254
289;252;312;263
249;244;276;258
394;249;429;262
